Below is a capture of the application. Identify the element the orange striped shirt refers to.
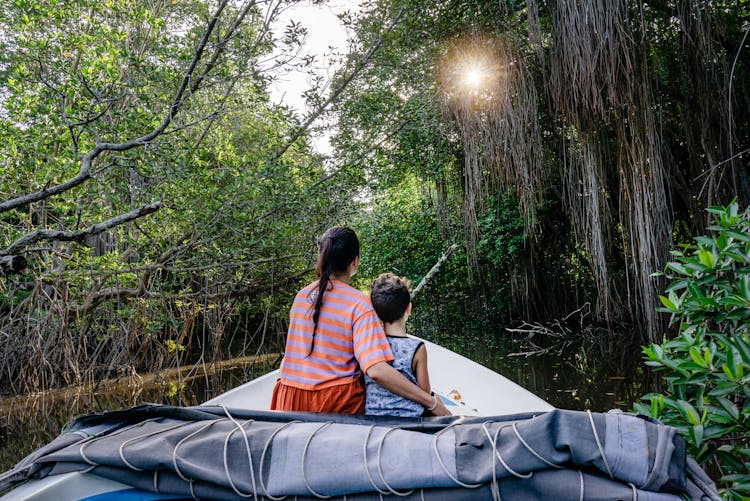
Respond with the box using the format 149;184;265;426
279;280;394;389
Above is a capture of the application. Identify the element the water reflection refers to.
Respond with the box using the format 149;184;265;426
0;333;652;473
0;357;278;473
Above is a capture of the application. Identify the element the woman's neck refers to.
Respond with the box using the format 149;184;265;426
330;272;350;284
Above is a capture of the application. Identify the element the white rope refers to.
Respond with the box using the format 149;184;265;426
172;421;217;482
375;427;415;496
78;417;165;466
363;425;393;495
68;409;632;500
480;422;533;479
629;482;638;501
78;442;98;467
431;424;484;489
259;421;302;501
489;424;502;501
189;478;198;500
0;465;31;484
153;470;159;493
301;421;333;498
578;470;584;501
220;407;258;500
118;421;190;471
586;410;613;479
511;422;564;469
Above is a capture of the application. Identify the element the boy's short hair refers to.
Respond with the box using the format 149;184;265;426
370;273;411;323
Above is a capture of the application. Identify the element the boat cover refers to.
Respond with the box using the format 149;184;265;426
0;404;719;500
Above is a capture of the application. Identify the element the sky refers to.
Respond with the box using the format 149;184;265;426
269;1;362;155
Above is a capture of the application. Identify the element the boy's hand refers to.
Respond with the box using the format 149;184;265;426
428;396;451;416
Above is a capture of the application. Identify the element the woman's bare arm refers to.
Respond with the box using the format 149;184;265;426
366;360;450;416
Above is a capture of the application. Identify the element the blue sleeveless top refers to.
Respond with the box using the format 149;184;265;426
365;336;424;417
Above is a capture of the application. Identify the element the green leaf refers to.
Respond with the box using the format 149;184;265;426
668;290;681;310
659;295;676;311
665;262;690;276
698;248;715;268
686;281;704;298
689;347;707;367
703;424;728;440
665;279;689;292
724;230;750;242
737;336;750;365
741;276;750;302
708;382;740;397
695;236;714;247
726;251;748;263
716;397;740;420
706;407;735;424
689;423;704;448
633;402;653;417
728;348;743;379
677;399;701;425
720;296;750;308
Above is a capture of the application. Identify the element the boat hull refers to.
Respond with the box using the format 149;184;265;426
1;336;551;500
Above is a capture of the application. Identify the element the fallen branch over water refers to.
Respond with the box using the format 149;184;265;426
411;243;458;301
506;303;592;357
0;353;280;411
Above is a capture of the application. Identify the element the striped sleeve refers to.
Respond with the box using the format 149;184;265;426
352;308;394;373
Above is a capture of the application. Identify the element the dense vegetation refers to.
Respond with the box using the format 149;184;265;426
0;0;748;419
335;0;750;342
1;0;749;496
0;0;340;393
636;202;750;499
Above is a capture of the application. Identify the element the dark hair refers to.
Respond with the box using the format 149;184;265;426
309;226;360;355
370;273;411;324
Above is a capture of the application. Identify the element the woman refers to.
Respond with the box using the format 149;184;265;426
271;226;449;416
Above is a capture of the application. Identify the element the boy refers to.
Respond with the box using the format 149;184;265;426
365;273;438;417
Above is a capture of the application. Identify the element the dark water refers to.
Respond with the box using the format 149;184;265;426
427;330;655;411
0;331;653;473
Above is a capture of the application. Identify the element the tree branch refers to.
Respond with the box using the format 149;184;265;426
411;243;458;300
0;0;241;214
1;202;162;256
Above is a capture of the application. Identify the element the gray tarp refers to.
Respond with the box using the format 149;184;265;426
0;405;720;500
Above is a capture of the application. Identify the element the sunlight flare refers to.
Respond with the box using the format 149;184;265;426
462;65;485;89
438;37;505;99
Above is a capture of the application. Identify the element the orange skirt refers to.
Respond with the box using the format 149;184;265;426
270;377;365;414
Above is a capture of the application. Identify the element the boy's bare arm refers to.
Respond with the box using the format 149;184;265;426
412;344;431;394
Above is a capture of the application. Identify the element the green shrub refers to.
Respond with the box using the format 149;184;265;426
634;201;750;500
